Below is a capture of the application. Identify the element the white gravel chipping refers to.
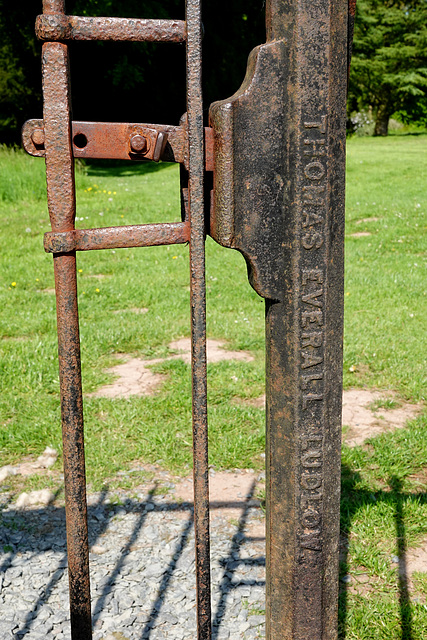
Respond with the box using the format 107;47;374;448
0;484;265;640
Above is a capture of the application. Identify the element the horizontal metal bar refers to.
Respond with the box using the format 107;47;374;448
44;222;189;253
22;120;214;171
36;15;186;43
22;120;183;162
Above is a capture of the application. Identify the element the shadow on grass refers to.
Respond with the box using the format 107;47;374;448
388;130;427;137
84;159;175;179
339;463;427;640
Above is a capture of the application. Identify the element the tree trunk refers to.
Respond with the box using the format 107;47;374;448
374;104;390;136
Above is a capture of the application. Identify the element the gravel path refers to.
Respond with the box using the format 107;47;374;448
0;474;266;640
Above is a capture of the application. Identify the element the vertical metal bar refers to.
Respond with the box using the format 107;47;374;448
41;2;92;638
185;1;212;639
265;1;347;639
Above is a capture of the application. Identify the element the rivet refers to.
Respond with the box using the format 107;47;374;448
130;134;147;153
31;129;45;146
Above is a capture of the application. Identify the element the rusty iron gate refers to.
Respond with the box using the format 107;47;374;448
22;0;353;638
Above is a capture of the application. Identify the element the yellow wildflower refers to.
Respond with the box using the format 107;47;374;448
11;282;16;287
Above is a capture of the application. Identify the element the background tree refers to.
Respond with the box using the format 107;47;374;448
0;0;265;144
0;2;42;144
349;0;427;136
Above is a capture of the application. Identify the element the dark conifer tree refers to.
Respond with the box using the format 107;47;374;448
349;0;427;135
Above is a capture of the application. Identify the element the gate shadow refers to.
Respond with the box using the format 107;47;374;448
339;463;427;640
0;480;265;639
3;465;422;638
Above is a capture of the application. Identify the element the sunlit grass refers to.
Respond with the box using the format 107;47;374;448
0;134;426;637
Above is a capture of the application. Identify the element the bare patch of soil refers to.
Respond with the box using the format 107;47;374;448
347;571;382;596
356;217;380;224
407;468;427;489
245;521;265;540
15;489;55;508
0;448;61;507
0;447;58;483
343;389;420;447
90;339;254;398
88;358;166;399
169;338;254;365
173;469;264;530
236;389;421;447
86;274;112;280
350;231;371;237
39;288;55;294
112;308;148;315
405;538;427;575
235;396;266;409
96;462;265;534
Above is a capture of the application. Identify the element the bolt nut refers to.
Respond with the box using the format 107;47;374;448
130;134;147;154
31;128;45;146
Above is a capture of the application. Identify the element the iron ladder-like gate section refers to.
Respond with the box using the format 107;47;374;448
22;0;353;638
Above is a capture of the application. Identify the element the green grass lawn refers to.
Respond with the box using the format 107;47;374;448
0;133;426;638
342;133;427;639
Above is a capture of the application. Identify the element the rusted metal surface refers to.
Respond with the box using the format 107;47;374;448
265;1;346;638
209;40;287;300
44;222;190;253
210;1;348;638
31;127;45;146
53;254;91;639
348;0;357;80
23;1;351;638
41;21;92;640
26;2;212;639
36;14;186;42
23;120;180;162
22;119;215;170
185;0;212;638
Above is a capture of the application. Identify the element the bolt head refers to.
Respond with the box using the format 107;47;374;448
31;129;45;146
130;134;147;153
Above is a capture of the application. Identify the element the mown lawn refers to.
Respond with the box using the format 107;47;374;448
0;132;426;638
